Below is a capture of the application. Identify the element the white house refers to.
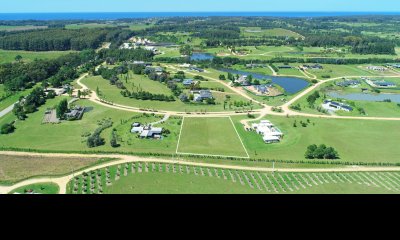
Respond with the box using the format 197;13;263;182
252;120;283;144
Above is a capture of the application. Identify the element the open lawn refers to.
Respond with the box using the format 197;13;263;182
0;154;105;185
233;115;400;164
9;182;59;194
0;50;76;64
177;117;249;158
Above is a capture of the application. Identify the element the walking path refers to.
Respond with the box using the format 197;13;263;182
2;151;400;194
0;102;17;118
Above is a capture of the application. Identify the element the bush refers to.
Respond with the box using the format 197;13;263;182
0;123;15;134
305;144;339;160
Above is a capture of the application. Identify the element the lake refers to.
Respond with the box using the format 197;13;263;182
219;68;310;94
328;92;400;103
190;53;214;61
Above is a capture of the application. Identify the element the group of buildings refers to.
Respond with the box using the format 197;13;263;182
335;79;361;87
366;66;387;72
131;122;164;139
363;77;397;88
300;64;323;70
251;120;284;144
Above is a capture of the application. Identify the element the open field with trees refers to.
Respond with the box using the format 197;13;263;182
67;162;400;194
0;98;182;155
233;115;400;164
82;73;256;112
0;50;75;64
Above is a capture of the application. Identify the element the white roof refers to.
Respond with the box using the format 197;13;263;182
263;135;280;141
131;127;143;133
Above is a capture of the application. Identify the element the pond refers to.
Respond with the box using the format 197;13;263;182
327;91;400;103
219;68;310;94
190;53;214;61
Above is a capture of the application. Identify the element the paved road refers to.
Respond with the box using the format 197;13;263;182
0;102;17;118
2;151;400;194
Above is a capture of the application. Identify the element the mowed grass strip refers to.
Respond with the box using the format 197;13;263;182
177;117;249;158
0;154;104;185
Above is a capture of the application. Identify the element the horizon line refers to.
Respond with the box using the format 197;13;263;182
1;11;400;14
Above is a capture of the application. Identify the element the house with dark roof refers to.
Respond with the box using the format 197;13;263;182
189;67;204;72
336;80;361;87
194;90;213;102
322;100;353;112
65;106;85;120
183;79;194;86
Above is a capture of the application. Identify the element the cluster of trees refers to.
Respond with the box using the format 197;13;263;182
98;49;154;63
56;99;69;119
0;50;99;92
0;122;15;135
95;65;128;89
12;87;48;120
0;29;109;51
305;144;340;160
121;89;175;102
304;34;396;55
110;129;120;148
306;91;321;108
179;45;193;56
87;119;113;148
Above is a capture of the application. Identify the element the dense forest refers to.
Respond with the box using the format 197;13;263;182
0;28;134;51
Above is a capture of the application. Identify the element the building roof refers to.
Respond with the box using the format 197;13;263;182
183;79;194;85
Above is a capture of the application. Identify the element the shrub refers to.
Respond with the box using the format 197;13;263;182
305;144;339;160
0;123;15;134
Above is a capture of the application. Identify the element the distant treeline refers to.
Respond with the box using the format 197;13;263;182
0;50;101;91
0;28;134;51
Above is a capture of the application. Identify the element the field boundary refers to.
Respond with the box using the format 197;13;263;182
175;116;250;159
228;116;250;158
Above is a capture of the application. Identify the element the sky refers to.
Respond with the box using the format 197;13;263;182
2;0;400;13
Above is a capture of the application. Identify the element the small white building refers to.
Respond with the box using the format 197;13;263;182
367;66;387;71
252;120;283;144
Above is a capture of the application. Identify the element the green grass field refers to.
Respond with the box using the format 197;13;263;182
177;117;249;158
0;154;106;185
233;115;400;164
9;182;60;194
0;50;76;64
67;162;400;194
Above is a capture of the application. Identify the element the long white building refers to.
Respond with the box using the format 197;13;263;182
252;120;283;144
